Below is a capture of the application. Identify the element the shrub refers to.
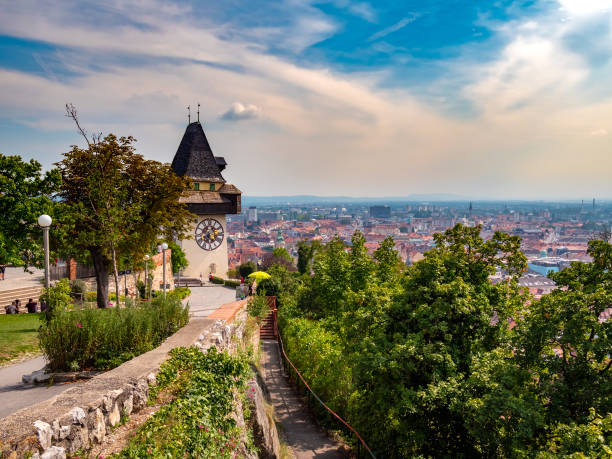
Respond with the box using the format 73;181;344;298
227;268;239;279
136;280;146;299
246;294;270;324
238;261;257;278
69;279;87;298
169;287;191;300
85;291;97;302
224;279;240;288
40;279;72;322
38;295;189;371
211;276;225;284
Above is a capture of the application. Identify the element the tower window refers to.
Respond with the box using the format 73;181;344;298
209;183;215;191
194;182;200;190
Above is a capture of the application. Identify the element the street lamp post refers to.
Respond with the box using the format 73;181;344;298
38;214;52;289
161;243;168;297
144;254;150;300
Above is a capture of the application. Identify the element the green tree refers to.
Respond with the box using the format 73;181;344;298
57;106;193;308
0;154;61;267
297;239;321;274
238;261;257;279
351;224;528;456
515;239;612;424
272;247;292;262
168;241;188;275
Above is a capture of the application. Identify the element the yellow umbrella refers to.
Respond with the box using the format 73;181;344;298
247;271;271;282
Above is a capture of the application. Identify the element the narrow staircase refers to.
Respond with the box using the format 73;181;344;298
260;309;276;340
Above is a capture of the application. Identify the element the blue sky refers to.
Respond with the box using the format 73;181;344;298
0;0;611;198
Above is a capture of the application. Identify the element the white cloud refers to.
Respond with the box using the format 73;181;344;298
368;16;417;41
0;1;612;198
221;102;261;121
558;0;612;15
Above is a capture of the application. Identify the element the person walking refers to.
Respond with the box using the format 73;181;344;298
0;265;5;280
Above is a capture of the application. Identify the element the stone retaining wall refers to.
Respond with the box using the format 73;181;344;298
0;301;251;458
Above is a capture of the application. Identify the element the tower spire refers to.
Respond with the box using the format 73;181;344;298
197;103;200;123
187;105;191;124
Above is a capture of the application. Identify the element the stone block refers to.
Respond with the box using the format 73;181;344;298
41;446;66;459
69;407;86;425
34;420;52;451
89;408;106;444
108;402;121;427
123;394;134;416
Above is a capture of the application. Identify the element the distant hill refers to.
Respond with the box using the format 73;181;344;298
242;194;467;206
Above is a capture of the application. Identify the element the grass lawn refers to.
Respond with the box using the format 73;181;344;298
0;313;43;366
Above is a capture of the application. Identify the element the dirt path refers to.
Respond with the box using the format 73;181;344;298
260;339;347;459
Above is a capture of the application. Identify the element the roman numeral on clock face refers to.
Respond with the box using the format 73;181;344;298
195;218;224;251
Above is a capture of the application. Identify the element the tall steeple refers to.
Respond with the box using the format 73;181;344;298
171;122;225;183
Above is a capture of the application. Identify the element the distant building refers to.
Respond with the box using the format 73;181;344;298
370;205;391;219
247;206;258;223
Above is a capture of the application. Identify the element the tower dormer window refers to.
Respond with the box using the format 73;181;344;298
209;183;216;191
194;182;200;190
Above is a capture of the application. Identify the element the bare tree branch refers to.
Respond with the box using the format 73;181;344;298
65;103;92;147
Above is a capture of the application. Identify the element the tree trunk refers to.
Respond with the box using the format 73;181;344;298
90;246;109;309
111;243;120;306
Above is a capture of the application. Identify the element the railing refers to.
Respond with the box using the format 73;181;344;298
273;314;376;458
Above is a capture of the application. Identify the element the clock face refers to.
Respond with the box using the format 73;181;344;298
195;218;224;251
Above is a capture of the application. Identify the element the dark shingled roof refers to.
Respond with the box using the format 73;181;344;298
171;122;226;183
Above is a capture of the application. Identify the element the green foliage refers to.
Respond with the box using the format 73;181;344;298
211;276;225;285
0;154;61;267
56;122;193;308
227;268;239;279
275;225;612;457
168;241;188;274
224;279;240;288
38;295;188;371
115;346;252;458
238;261;257;279
297;239;321;275
169;287;191;300
272;247;292;262
40;278;73;322
136;280;146;299
247;294;271;324
69;279;87;298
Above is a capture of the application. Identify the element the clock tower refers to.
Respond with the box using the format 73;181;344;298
171;121;241;279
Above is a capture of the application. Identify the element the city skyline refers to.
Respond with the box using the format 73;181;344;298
1;0;612;199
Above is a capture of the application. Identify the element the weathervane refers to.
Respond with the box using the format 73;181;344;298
197;103;200;123
187;105;191;124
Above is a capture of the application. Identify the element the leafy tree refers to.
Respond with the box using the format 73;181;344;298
0;154;61;267
515;239;612;424
297;239;321;274
168;241;188;275
238;261;257;279
373;236;403;283
351;224;528;456
272;247;292;262
57;106;193;308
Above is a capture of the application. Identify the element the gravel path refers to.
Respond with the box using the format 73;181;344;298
261;339;347;459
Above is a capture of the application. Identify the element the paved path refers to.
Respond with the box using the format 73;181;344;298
0;357;78;419
261;340;346;459
186;285;237;317
0;267;44;292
